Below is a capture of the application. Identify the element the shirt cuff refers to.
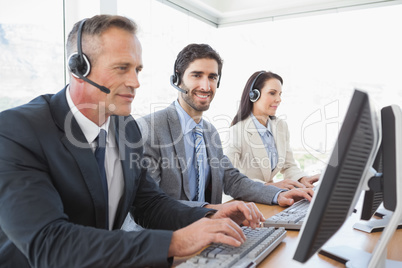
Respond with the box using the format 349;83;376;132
204;210;217;218
272;190;287;204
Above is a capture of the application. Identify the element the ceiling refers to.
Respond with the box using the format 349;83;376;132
156;0;402;27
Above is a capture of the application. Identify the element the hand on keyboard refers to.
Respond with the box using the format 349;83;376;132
168;201;265;258
265;178;306;189
177;226;287;268
277;188;314;207
169;217;245;257
299;173;321;188
211;201;265;229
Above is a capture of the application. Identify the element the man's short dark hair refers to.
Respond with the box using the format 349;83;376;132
174;43;223;86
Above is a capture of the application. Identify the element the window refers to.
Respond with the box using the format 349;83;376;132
0;0;64;111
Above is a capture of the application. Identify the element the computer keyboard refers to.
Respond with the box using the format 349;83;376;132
176;226;286;268
263;199;310;230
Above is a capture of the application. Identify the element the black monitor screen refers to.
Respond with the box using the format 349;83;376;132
293;89;380;263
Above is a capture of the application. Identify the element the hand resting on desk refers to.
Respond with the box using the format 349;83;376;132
168;201;265;257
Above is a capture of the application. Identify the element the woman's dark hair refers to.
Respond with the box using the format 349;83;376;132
230;71;283;126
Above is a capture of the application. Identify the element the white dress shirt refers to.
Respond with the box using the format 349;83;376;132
66;88;124;230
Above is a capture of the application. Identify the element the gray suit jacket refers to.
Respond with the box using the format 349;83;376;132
137;102;282;207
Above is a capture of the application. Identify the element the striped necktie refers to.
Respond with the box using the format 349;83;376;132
95;129;109;229
193;126;205;202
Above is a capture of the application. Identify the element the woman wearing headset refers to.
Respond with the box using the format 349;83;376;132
225;71;319;190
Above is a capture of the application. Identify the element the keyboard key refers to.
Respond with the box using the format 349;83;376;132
264;199;310;230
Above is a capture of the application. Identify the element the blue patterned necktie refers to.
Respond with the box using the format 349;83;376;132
95;129;109;229
193;126;205;202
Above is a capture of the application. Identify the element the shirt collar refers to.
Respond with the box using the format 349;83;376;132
174;100;203;135
250;113;272;136
66;86;110;144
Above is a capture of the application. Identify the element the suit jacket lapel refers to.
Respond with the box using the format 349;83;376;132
166;103;192;200
203;123;220;198
111;115;137;228
244;116;272;182
50;86;108;229
270;118;283;174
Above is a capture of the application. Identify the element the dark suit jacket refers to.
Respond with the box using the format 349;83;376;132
137;102;282;207
0;87;211;267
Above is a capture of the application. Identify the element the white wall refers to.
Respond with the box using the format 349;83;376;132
117;1;402;162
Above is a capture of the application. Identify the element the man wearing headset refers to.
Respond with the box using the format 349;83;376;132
137;44;314;210
0;15;266;267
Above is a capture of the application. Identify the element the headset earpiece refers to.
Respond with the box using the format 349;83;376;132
68;19;91;79
249;89;261;103
170;60;187;94
68;52;91;78
171;70;181;86
170;62;187;94
171;63;178;84
249;71;265;103
67;18;110;94
171;74;177;84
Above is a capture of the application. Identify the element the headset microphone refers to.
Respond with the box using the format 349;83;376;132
170;58;187;94
69;62;111;94
170;74;187;94
68;19;111;94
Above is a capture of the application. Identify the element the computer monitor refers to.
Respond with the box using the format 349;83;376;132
354;106;402;233
352;140;385;233
293;89;402;267
360;146;383;221
381;105;400;212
